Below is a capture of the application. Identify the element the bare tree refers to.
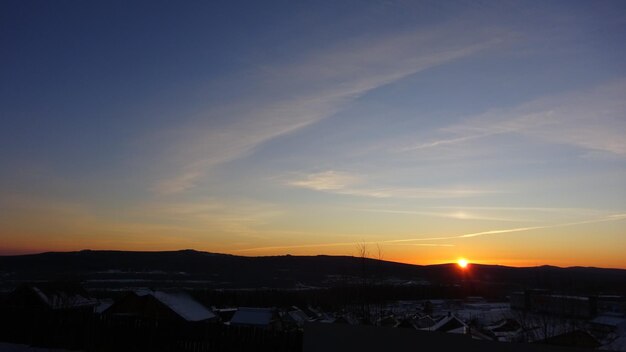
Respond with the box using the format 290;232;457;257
353;242;388;325
356;242;369;259
355;242;371;323
374;243;385;324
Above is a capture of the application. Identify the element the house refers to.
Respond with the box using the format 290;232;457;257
4;282;96;313
412;315;437;329
103;289;216;326
542;330;601;349
597;296;626;316
284;306;315;328
332;313;359;325
591;315;626;350
395;314;437;330
424;313;468;333
600;335;626;351
301;306;321;320
1;282;97;348
94;298;114;315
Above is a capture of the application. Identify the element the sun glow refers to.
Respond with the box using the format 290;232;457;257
457;258;469;269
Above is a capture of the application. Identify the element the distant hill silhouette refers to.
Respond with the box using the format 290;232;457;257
1;250;625;294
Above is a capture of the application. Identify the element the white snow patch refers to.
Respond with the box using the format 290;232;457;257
135;289;216;322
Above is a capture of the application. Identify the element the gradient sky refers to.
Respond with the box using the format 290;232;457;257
1;1;625;268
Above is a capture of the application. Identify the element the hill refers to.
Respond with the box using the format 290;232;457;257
1;250;625;294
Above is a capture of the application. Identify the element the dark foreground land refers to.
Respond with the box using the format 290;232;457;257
0;250;625;351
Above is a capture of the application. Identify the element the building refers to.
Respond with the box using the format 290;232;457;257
0;282;97;348
424;313;468;333
4;282;96;313
103;289;217;326
597;296;626;316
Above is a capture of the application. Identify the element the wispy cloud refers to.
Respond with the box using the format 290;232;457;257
431;206;606;213
430;206;612;220
231;206;625;255
232;212;626;253
401;129;512;151
288;170;360;191
233;241;453;253
330;187;491;199
131;198;283;237
384;212;626;243
151;27;507;194
350;207;525;222
287;170;495;199
400;79;626;155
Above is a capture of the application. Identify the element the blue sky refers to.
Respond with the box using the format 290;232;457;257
1;1;625;267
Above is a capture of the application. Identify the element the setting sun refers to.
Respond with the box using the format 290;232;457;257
457;258;469;269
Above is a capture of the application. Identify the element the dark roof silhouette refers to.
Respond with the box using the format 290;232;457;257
7;282;95;310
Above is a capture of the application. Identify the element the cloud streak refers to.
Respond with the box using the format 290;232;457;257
288;170;495;199
151;27;506;194
400;79;626;156
232;212;626;254
233;241;453;253
385;213;626;243
349;207;525;222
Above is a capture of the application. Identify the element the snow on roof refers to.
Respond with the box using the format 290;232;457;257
427;314;467;332
592;315;626;327
95;299;114;314
447;326;467;335
230;307;274;326
31;286;50;304
548;294;590;301
598;295;624;299
413;315;436;329
136;289;216;322
288;309;312;324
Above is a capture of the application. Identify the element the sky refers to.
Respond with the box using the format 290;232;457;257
1;0;625;268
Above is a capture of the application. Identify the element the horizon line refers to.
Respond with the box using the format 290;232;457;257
1;248;624;271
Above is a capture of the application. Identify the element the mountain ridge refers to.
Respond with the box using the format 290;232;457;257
3;249;624;270
1;250;625;294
